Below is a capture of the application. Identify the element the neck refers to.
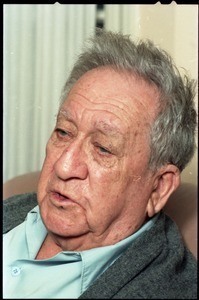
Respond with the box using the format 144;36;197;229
36;232;114;259
35;215;147;259
36;225;141;260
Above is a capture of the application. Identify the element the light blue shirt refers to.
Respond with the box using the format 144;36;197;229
3;205;159;298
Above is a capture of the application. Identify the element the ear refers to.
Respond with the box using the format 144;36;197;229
146;164;181;218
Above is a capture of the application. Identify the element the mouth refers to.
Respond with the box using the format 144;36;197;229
49;190;77;207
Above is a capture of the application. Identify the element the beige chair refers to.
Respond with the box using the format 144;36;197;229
3;171;197;259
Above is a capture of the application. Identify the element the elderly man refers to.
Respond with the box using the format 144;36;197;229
3;29;197;298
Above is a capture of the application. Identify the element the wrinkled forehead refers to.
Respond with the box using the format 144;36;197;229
58;104;129;138
62;67;160;129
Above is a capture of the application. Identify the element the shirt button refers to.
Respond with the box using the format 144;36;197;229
11;266;21;276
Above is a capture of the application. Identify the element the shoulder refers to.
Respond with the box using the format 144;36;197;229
3;193;38;234
80;212;197;299
119;213;197;298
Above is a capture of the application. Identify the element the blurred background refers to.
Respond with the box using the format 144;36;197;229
3;3;198;185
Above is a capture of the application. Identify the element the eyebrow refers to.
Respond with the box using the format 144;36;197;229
57;109;74;121
94;121;123;137
57;108;123;137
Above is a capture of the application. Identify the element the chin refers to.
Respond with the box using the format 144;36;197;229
39;202;89;238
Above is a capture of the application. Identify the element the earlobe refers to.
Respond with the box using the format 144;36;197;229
147;191;159;218
146;165;181;218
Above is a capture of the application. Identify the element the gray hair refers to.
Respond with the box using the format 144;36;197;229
60;29;197;172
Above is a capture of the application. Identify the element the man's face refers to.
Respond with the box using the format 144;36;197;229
37;67;159;250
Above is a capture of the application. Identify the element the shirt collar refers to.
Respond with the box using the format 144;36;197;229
25;205;159;293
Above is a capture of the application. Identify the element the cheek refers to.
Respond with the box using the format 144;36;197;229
90;158;123;189
89;165;125;209
89;152;149;214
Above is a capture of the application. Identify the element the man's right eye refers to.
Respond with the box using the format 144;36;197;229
55;128;69;138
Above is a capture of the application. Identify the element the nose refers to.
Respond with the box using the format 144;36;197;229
54;140;88;181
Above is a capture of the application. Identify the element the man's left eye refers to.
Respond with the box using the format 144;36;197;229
97;145;112;155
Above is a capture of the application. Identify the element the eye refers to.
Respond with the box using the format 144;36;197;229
98;146;110;153
55;128;70;138
96;144;112;155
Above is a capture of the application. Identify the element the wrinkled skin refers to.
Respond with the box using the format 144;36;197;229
37;67;180;256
